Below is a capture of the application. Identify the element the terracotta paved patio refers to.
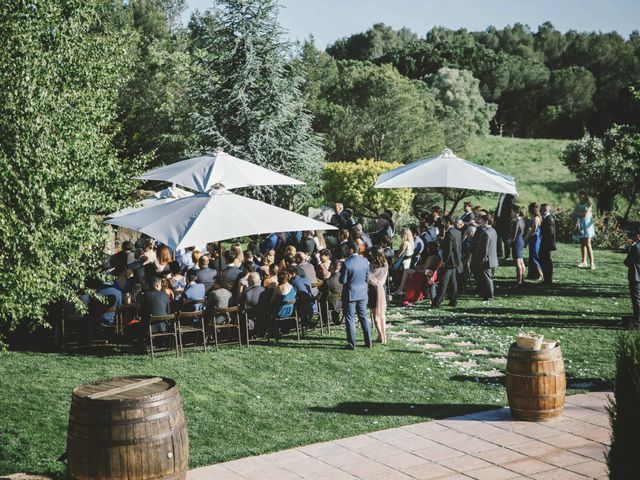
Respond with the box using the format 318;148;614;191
188;391;611;480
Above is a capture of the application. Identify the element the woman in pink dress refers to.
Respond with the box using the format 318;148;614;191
367;247;389;344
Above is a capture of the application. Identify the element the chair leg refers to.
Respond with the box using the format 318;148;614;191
201;319;207;352
245;313;250;347
237;319;242;349
174;328;180;358
295;316;301;341
213;322;219;351
148;325;154;359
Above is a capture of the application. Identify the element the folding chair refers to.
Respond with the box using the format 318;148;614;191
271;299;301;342
242;304;255;346
148;313;179;359
310;279;327;334
210;306;243;350
176;300;207;354
326;292;342;328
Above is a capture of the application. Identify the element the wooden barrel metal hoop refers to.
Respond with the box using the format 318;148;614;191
66;376;189;480
505;340;566;422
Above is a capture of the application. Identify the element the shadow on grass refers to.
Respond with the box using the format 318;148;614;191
310;402;497;418
450;374;611;391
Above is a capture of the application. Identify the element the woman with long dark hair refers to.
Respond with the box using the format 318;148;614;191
524;202;543;281
511;205;526;286
368;247;388;344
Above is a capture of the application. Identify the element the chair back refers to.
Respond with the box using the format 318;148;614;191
149;314;175;325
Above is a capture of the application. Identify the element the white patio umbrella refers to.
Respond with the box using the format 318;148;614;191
105;188;336;251
106;185;193;219
374;148;517;212
137;151;305;193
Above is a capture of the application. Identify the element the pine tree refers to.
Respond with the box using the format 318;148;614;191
188;0;324;208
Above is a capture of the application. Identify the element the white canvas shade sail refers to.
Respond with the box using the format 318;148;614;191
374;148;517;195
105;189;336;251
106;185;193;219
137;151;305;193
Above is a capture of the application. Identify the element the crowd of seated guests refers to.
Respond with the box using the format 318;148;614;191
85;200;510;350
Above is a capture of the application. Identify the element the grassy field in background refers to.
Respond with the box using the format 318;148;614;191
464;135;574;212
0;243;630;478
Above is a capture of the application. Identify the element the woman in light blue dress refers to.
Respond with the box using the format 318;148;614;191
572;191;596;269
524;202;543;281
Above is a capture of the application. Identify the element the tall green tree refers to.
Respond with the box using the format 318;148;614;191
426;67;496;154
327;23;418;61
301;43;444;163
187;0;323;208
562;125;640;214
114;0;193;168
0;0;142;342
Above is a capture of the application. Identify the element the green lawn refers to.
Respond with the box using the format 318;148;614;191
0;243;630;478
465;135;574;211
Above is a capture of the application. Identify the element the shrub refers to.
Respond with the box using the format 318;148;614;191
607;330;640;479
323;159;414;220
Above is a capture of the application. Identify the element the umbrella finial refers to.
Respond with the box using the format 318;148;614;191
215;146;224;153
441;148;455;157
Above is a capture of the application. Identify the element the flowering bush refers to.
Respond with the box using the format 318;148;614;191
554;207;627;249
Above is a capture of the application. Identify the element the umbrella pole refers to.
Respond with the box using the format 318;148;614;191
218;242;223;272
443;187;447;216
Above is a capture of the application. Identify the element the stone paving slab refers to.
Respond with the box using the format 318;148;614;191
187;392;612;480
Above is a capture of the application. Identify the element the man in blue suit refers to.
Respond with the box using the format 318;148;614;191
339;241;373;350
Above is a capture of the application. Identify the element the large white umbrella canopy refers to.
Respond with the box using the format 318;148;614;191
137;151;305;193
374;148;517;195
105;188;336;251
106;185;193;219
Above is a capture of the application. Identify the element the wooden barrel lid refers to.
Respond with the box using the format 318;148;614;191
73;376;175;402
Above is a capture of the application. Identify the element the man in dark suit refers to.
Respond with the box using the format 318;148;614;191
140;277;171;333
339;241;372;349
432;216;463;308
242;273;271;335
624;226;640;327
539;204;557;285
474;214;499;300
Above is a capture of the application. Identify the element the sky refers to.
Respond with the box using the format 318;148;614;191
184;0;639;47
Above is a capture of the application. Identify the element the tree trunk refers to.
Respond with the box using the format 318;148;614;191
596;193;615;214
622;182;638;224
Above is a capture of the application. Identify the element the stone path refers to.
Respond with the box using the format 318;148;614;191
188;391;611;480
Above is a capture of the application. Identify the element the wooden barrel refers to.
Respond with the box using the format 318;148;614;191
66;376;188;480
505;341;566;421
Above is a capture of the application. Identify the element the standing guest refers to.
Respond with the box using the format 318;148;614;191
474;214;499;301
393;227;414;274
314;230;327;251
339;241;373;350
333;228;351;259
524;202;543;281
430;206;442;224
495;194;516;259
384;209;395;235
572;191;596;269
299;231;317;256
262;264;279;289
182;269;205;310
354;224;373;251
460;201;475;224
420;215;439;255
368;247;388;344
316;249;332;280
140;277;171;334
461;219;477;289
432;216;462;308
195;255;217;292
539;204;557;285
154;245;172;274
342;208;356;231
330;202;347;229
624;226;640;328
511;206;526;287
371;213;393;245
